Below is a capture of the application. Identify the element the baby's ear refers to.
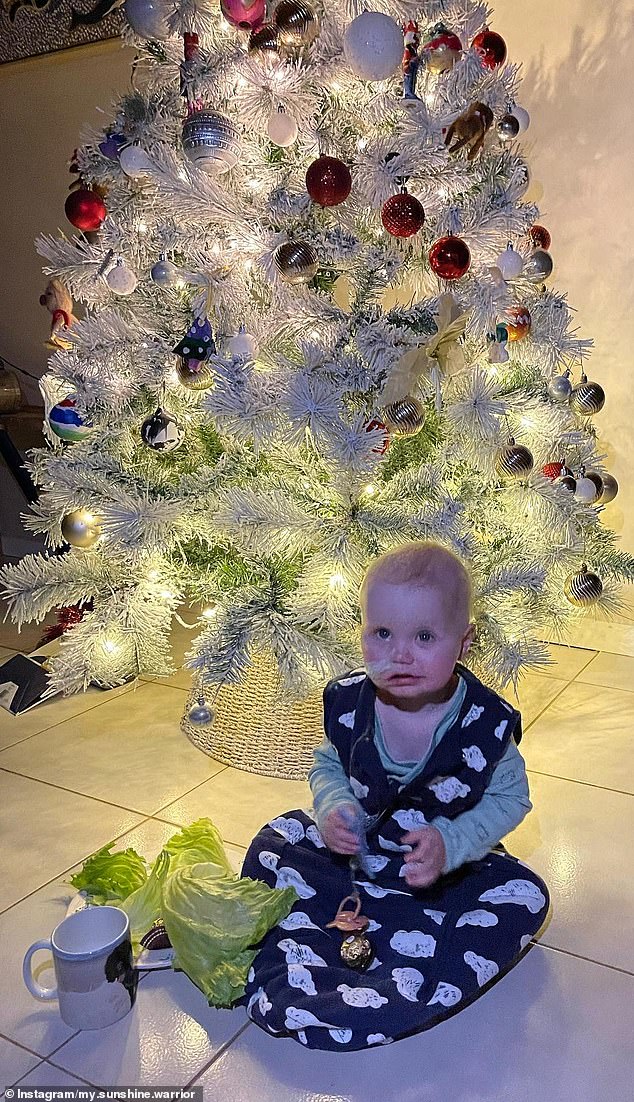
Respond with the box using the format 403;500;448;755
460;623;476;658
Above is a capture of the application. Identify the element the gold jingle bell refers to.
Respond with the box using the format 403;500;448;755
327;892;374;971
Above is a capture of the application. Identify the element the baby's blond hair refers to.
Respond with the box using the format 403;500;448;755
360;542;473;629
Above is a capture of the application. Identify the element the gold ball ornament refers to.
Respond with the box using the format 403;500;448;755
273;240;319;284
272;0;319;46
381;395;426;436
248;22;280;53
61;509;101;549
500;305;531;341
569;374;605;416
495;439;534;479
599;473;618;503
564;564;603;607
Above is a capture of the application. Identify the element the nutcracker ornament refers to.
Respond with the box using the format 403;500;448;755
402;20;421;100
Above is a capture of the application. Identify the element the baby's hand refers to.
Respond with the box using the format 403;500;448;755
401;827;447;889
321;804;361;855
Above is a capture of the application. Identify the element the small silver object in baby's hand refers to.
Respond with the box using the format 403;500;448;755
339;806;375;880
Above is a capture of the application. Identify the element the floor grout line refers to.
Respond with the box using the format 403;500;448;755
521;678;577;732
537;940;634;979
525;766;634;799
185;1020;253;1087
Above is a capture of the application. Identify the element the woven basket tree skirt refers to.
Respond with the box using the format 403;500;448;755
181;652;325;780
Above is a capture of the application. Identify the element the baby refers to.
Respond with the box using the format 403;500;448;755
242;541;550;1051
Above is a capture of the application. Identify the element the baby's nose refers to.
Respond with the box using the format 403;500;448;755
393;641;414;663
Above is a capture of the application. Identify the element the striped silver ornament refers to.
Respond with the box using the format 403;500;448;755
495;439;534;478
182;110;241;174
570;375;605;416
381;395;426;436
599;473;618;503
564;565;603;607
274;241;319;283
273;0;319;45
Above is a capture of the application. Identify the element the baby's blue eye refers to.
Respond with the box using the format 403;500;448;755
376;628;391;639
417;631;433;642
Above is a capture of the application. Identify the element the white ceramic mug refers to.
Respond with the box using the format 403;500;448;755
22;905;137;1029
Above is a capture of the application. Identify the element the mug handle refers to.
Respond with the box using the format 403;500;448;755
22;939;57;1000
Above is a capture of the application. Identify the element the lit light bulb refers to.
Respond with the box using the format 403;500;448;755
137;220;148;234
160;589;175;599
520;416;534;429
148;569;160;581
201;606;217;619
363;484;376;496
102;640;118;654
329;572;347;590
356;137;368;151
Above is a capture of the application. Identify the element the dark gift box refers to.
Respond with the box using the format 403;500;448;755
0;653;58;715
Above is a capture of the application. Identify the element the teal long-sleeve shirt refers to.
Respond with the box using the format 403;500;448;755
308;675;532;875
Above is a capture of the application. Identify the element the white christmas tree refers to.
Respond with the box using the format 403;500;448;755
2;0;632;737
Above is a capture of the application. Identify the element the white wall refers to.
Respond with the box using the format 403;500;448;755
1;4;633;560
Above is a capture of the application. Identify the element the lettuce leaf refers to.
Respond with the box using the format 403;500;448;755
69;843;148;905
121;850;170;952
163;818;233;877
162;861;297;1007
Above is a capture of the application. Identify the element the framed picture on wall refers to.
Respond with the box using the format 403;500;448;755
0;0;123;64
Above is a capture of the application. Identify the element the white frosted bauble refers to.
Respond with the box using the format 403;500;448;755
119;144;155;178
267;109;298;147
343;12;403;82
496;244;524;280
574;477;600;504
512;105;531;131
229;329;257;359
107;264;138;295
123;0;169;39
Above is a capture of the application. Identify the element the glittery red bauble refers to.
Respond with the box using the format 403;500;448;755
542;462;564;480
381;192;425;238
65;188;107;231
306;156;352;207
428;235;471;280
365;418;390;454
530;224;551;250
472;29;507;69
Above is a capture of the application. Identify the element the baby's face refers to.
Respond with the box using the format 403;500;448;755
360;580;472;704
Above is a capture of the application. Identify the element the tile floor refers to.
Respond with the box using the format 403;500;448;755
1;626;633;1100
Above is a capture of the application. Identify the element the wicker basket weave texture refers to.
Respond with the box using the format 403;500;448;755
181;651;325;780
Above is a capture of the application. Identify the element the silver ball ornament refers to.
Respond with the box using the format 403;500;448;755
182;110;241;175
273;241;319;284
584;470;604;499
140;407;185;452
570;376;605;416
381;395;426;436
497;113;520;140
124;0;170;38
151;258;180;287
548;374;573;402
495;440;534;479
564;565;603;607
119;144;155;178
599;473;619;503
523;248;554;283
229;327;257;360
557;473;577;493
61;509;101;549
511;104;530;131
188;700;215;725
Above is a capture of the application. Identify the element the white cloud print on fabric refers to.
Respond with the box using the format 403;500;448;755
390;930;437;957
479;879;546;913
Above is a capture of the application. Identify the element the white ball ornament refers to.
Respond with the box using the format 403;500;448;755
496;243;524;280
119;144;155;178
267;107;299;148
106;262;138;295
574;476;600;504
511;105;531;131
229;326;257;360
124;0;170;39
343;12;403;82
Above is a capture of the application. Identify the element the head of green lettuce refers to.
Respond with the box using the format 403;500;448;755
69;818;296;1008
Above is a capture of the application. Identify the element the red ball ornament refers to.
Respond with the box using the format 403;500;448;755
502;304;531;341
64;188;107;232
472;29;507;69
542;461;564;481
381;190;425;238
365;418;390;454
529;224;551;250
428;235;471;280
305;156;352;207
